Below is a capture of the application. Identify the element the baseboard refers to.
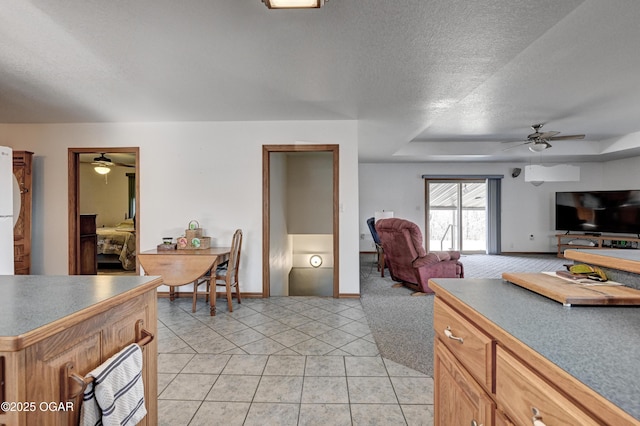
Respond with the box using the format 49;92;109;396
158;291;263;299
499;251;556;255
158;291;359;299
338;293;360;299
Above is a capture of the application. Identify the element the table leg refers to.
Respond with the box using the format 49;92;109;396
209;258;220;316
170;286;176;301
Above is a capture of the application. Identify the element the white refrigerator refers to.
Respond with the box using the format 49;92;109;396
0;146;15;274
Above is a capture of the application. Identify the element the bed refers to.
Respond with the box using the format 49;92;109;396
96;220;136;271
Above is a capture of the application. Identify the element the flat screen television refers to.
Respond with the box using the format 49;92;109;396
555;190;640;235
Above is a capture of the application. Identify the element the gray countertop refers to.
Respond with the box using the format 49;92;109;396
0;275;162;340
566;248;640;262
431;277;640;421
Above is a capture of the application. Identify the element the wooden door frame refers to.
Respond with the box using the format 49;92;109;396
68;147;140;275
262;144;339;298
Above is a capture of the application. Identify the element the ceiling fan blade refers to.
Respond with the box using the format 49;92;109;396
548;134;586;141
537;131;560;139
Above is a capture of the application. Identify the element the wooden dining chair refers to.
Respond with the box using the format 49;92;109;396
214;229;243;312
194;229;243;313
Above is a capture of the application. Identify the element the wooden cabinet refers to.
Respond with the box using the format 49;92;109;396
432;292;635;426
556;233;640;257
434;338;494;426
12;151;33;275
0;279;160;426
495;347;599;425
79;214;97;274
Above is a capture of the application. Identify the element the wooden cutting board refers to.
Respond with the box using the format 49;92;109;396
502;272;640;306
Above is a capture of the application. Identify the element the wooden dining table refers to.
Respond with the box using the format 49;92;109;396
138;247;231;315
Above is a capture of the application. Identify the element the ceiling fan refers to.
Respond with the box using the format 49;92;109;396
91;153;135;168
91;153;135;175
505;124;586;152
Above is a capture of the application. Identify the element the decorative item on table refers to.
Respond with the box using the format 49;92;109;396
176;236;189;249
157;237;177;250
177;220;211;249
556;263;608;282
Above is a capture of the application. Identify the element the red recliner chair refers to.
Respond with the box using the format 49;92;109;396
375;218;464;294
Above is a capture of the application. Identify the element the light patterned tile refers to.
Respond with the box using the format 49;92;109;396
351;403;407;425
157;353;195;374
270;329;313;347
384;358;428;377
289;338;336;356
244;403;299;426
402;404;434;426
391;376;434;404
158;374;217;400
221;354;269;375
182;354;231;374
299;403;351;426
157;400;201;426
304;356;345;376
345;356;387;376
254;376;304;403
315;329;359;348
301;376;349;404
347;377;398;404
294;321;335;337
241;338;287;355
206;374;260;402
264;355;306;376
190;401;251;426
340;338;380;356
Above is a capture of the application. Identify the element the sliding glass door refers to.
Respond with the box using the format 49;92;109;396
426;180;487;253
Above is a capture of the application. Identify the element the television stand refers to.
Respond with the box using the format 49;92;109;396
556;233;640;258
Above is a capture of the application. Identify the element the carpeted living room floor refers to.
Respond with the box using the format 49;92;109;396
359;252;569;376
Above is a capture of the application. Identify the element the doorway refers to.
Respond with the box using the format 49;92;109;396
262;145;339;298
68;147;140;275
425;179;487;253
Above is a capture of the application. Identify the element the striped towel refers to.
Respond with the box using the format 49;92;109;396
80;343;147;426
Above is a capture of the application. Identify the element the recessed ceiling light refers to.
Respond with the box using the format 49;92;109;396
263;0;325;9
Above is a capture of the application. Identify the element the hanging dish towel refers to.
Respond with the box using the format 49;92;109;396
80;343;147;426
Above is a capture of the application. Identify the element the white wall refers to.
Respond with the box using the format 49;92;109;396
287;152;333;234
602;156;640;189
4;120;360;295
358;161;610;253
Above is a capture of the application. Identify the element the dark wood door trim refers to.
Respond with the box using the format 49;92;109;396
262;144;340;298
68;147;140;275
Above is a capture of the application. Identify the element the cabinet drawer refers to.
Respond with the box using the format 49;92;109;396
434;298;494;390
495;346;599;426
434;339;494;426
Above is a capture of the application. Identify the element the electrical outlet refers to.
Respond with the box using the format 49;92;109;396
360;233;365;240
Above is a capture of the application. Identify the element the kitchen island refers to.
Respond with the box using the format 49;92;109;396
0;275;162;426
430;276;640;425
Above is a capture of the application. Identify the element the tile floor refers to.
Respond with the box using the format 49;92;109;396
157;296;434;425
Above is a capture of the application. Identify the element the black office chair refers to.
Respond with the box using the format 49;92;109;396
367;217;386;277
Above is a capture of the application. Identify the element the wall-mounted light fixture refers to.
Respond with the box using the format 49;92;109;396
309;254;323;268
263;0;326;9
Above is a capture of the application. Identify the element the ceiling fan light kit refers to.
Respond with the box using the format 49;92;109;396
262;0;325;9
528;143;548;152
92;153;113;175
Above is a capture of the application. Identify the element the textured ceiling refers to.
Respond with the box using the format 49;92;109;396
2;0;640;163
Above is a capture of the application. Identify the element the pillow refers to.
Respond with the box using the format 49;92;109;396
115;218;135;231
